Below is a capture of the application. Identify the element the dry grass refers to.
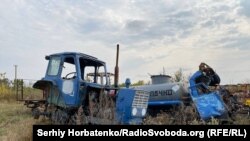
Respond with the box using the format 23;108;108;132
0;81;43;102
143;104;225;125
0;83;47;140
143;104;202;125
73;92;116;125
0;86;249;141
0;84;15;102
143;105;250;125
95;93;116;121
0;101;49;141
232;114;250;124
0;101;31;141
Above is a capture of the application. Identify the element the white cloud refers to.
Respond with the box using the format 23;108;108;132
0;0;249;85
238;0;250;17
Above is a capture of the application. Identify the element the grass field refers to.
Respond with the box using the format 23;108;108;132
0;101;34;141
0;101;50;141
0;100;249;141
0;83;249;140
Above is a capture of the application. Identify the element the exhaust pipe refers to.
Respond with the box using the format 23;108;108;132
114;44;119;88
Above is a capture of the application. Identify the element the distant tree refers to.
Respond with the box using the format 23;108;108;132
132;80;145;86
241;79;250;84
118;80;146;87
0;73;9;86
173;68;184;82
119;83;126;87
0;73;6;79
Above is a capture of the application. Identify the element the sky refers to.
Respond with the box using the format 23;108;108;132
0;0;250;85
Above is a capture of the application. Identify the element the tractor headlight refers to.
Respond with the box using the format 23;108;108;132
141;108;146;116
132;107;137;116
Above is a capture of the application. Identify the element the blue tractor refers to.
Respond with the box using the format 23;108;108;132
31;45;149;125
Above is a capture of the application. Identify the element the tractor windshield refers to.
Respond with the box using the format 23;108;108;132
47;56;61;76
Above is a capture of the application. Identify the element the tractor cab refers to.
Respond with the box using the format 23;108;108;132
34;52;110;108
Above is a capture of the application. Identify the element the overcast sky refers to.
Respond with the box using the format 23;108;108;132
0;0;250;85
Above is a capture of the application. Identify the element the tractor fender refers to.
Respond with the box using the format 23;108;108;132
33;80;56;90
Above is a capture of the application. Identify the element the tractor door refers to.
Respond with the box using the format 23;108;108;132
59;56;79;106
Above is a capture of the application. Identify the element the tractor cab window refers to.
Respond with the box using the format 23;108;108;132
96;66;108;85
84;66;95;83
85;66;107;85
47;56;61;76
79;58;107;85
61;57;77;79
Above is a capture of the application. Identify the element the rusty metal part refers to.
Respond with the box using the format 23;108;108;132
114;44;119;88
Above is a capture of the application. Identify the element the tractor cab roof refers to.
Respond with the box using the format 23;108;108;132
46;52;106;66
